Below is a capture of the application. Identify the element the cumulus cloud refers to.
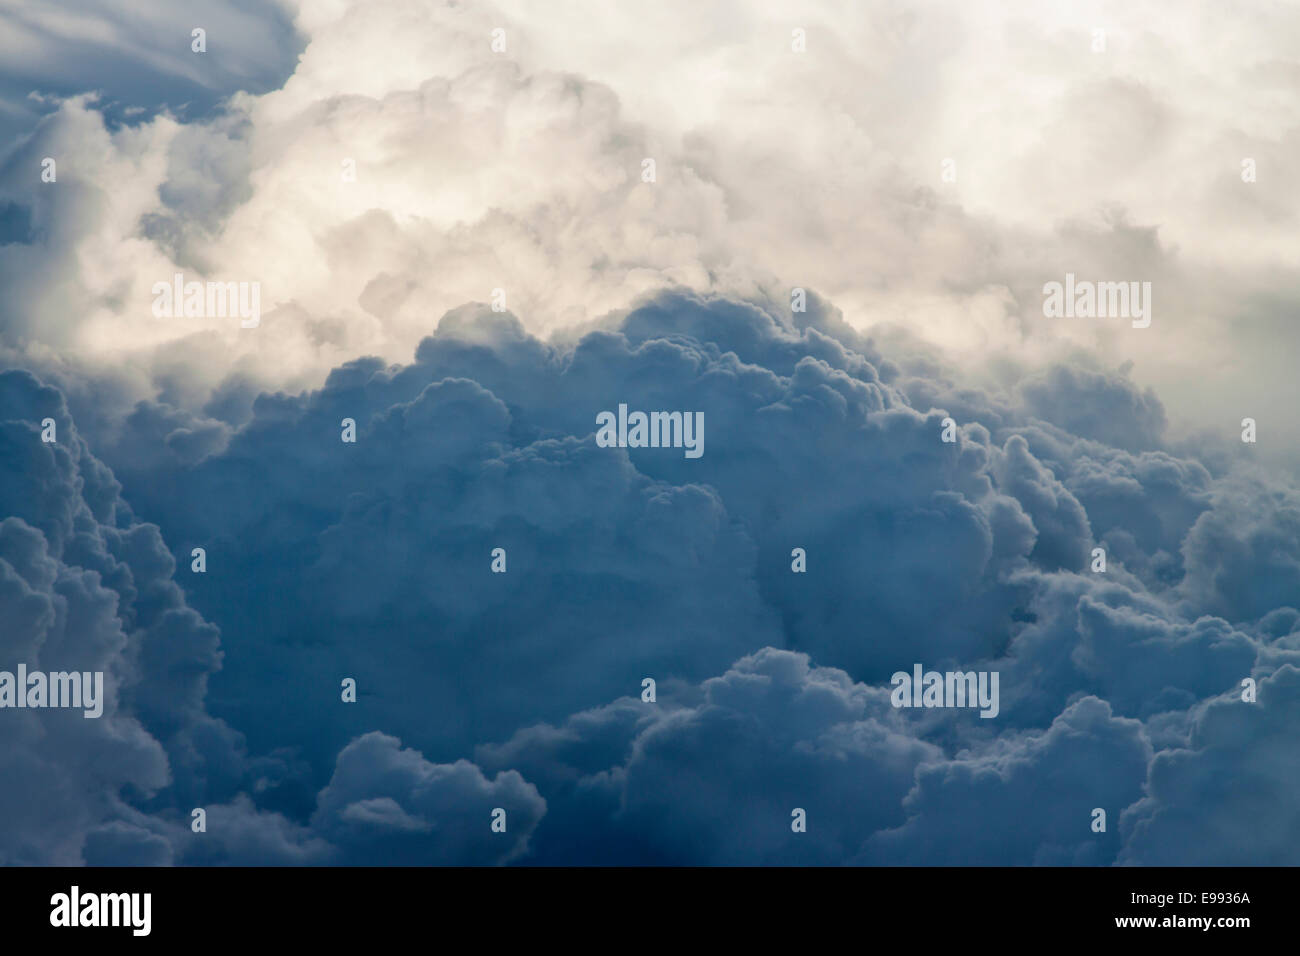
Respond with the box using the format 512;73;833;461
0;370;189;863
0;366;542;865
2;0;1299;461
312;732;544;865
1121;665;1300;865
860;696;1151;866
0;0;1296;867
4;284;1292;863
477;648;942;865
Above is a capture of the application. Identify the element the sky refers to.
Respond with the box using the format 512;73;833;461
0;0;1297;865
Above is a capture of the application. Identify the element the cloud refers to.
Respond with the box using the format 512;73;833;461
861;696;1152;865
1178;473;1300;622
480;648;940;864
1120;665;1300;865
1;0;1298;866
0;0;301;146
311;732;544;865
1019;364;1167;453
4;0;1300;464
3;282;1298;864
0;370;180;863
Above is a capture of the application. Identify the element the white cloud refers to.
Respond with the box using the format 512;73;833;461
2;0;1298;459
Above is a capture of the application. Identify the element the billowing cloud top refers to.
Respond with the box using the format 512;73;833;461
0;0;1298;865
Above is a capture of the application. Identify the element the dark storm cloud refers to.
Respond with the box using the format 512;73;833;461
2;289;1295;864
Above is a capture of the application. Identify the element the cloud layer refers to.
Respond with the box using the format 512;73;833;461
2;287;1298;864
1;0;1298;865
